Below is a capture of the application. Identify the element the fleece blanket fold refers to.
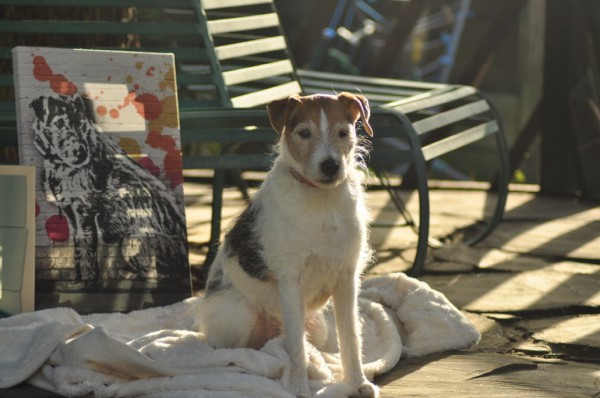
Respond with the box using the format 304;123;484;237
0;273;480;397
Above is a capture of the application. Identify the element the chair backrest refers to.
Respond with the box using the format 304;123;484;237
201;0;302;108
0;0;304;160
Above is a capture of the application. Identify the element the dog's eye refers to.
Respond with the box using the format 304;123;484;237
298;129;311;139
339;130;349;138
54;119;65;129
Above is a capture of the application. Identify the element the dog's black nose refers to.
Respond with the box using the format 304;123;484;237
320;158;340;177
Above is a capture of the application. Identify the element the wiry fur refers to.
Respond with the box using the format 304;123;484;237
200;93;378;397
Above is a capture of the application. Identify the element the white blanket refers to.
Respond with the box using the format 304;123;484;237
0;273;480;397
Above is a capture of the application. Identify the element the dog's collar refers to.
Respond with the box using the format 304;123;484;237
289;167;318;188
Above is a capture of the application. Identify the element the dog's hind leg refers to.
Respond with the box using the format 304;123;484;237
197;289;259;349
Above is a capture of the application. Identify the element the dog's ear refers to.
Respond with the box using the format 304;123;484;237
71;95;96;123
267;95;301;135
338;92;373;137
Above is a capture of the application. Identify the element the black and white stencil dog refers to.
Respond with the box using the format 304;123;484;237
30;94;189;284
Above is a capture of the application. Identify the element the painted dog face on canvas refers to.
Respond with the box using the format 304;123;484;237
30;94;189;286
200;93;378;397
31;95;96;168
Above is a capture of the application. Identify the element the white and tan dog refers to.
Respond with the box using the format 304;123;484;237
199;92;377;398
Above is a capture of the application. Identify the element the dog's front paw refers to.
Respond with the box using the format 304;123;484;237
290;387;311;398
288;374;312;398
350;381;379;398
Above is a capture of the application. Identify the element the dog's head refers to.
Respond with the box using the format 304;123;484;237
267;92;373;188
30;95;97;168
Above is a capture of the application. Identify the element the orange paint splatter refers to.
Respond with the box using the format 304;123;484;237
33;56;52;81
109;108;120;119
96;105;107;116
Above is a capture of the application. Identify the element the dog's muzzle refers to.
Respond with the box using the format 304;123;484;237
320;158;340;178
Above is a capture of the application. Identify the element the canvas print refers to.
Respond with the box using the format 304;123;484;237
13;47;191;312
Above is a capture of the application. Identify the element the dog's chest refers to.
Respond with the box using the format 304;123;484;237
261;195;363;269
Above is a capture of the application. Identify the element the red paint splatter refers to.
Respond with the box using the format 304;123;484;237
46;214;69;242
32;55;78;95
146;130;161;148
133;93;162;121
138;156;161;177
35;202;40;217
146;66;155;77
164;150;183;188
146;130;175;151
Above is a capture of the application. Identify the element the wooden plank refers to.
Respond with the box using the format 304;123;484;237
203;0;271;10
300;77;423;99
421;270;600;313
230;81;301;108
180;128;275;143
222;60;293;86
0;0;190;6
376;353;600;397
182;154;274;170
483;217;600;260
412;100;490;134
422;121;499;161
390;86;477;114
207;13;280;35
0;20;199;35
302;84;409;105
0;383;63;398
522;315;600;348
215;36;287;61
298;69;445;90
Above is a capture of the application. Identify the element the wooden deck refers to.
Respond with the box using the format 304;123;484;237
4;178;600;397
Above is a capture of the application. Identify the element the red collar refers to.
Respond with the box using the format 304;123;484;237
289;167;318;188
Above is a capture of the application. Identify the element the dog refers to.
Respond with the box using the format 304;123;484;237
199;92;378;397
30;94;189;286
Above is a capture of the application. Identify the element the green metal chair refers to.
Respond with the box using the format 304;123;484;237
0;0;509;277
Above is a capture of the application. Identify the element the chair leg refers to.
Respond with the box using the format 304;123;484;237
465;92;510;246
204;169;226;268
407;143;430;277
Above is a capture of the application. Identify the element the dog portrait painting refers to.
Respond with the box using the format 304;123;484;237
13;47;191;311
